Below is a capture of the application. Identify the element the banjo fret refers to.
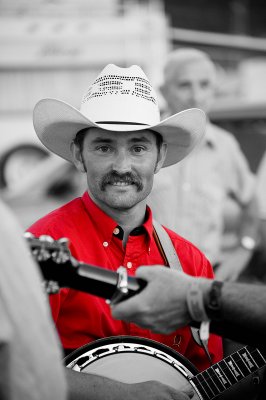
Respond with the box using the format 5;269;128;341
246;346;266;368
226;357;244;381
219;359;237;384
239;347;261;371
201;370;220;397
193;373;213;399
231;350;252;376
203;365;225;393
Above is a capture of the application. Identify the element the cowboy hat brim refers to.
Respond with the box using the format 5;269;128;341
33;98;206;168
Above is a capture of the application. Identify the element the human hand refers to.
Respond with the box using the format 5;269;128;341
127;380;195;400
111;266;193;334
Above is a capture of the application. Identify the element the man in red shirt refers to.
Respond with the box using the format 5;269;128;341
28;64;222;400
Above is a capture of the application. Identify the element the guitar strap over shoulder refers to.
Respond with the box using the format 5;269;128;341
153;220;210;356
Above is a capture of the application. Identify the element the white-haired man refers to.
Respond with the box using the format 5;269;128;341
257;152;266;251
148;48;258;282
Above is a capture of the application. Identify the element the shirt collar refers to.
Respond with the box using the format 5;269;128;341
81;191;154;246
204;121;217;149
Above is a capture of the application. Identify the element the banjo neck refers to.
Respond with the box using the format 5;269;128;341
191;346;266;399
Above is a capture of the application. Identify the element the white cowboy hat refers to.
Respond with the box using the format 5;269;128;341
33;64;206;167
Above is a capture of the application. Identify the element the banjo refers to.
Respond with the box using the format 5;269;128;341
64;336;266;400
26;233;266;399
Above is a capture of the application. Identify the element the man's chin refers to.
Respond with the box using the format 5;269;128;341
107;196;139;210
104;184;139;197
104;190;144;210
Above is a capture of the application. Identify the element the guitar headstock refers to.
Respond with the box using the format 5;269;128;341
24;232;77;293
23;233;145;301
24;232;72;263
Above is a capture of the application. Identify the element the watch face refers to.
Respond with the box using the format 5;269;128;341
207;281;223;320
241;236;256;250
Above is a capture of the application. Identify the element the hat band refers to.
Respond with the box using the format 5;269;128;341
96;121;148;126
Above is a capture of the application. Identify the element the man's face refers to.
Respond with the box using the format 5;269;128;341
72;128;166;213
162;59;216;114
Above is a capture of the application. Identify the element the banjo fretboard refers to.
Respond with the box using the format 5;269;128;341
192;346;266;399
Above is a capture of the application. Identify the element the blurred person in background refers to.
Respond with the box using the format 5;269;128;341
0;198;67;400
240;151;266;283
257;152;266;251
148;48;259;283
27;63;223;400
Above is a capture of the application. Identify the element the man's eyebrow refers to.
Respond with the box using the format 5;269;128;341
91;137;113;144
129;136;153;143
90;136;153;144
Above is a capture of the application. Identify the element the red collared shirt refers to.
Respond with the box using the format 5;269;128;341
28;191;223;371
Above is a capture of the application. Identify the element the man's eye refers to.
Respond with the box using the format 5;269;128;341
132;146;145;153
96;146;111;153
201;81;211;89
177;82;190;89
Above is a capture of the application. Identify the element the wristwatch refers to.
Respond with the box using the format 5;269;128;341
205;280;224;321
240;236;256;251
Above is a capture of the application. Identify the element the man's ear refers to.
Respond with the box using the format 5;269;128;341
71;141;86;173
155;142;167;174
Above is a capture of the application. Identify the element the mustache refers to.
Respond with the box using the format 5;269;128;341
100;171;143;191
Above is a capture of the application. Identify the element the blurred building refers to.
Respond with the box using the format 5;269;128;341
163;0;266;101
0;0;169;188
164;0;266;37
1;0;266;118
0;0;169;113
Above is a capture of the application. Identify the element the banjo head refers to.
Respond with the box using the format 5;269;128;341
64;336;201;397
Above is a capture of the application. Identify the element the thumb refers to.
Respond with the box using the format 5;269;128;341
182;387;195;399
176;385;195;399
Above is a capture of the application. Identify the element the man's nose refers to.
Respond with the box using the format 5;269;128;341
112;150;131;173
190;85;204;104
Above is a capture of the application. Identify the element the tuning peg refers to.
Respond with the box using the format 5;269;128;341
58;237;70;246
39;235;54;243
24;232;35;240
24;231;35;238
42;280;60;295
34;235;55;261
52;237;71;264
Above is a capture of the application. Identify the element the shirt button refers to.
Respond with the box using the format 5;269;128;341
127;262;132;269
113;227;120;235
103;241;109;247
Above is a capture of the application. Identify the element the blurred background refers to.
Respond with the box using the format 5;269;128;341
1;0;266;228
